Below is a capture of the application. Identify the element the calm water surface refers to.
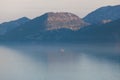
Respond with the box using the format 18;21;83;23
0;44;120;80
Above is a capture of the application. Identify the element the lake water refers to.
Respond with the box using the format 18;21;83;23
0;44;120;80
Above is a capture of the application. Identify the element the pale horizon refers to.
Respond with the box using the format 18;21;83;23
0;0;120;23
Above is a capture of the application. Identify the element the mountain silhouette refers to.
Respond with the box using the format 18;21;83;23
3;12;88;41
78;18;120;43
83;5;120;24
0;9;119;43
3;18;120;43
0;17;30;35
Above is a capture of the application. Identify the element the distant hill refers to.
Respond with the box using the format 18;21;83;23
78;18;120;43
11;12;88;31
83;5;120;24
0;17;30;35
3;12;88;41
0;12;119;43
3;18;120;43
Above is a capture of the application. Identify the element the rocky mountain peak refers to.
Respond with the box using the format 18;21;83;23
44;12;88;30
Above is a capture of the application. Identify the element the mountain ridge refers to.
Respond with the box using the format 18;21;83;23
0;17;30;35
3;12;88;41
0;7;119;43
83;5;120;24
3;18;120;43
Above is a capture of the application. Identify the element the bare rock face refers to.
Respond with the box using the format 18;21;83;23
45;12;88;30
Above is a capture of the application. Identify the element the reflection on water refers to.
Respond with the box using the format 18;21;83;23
0;44;120;80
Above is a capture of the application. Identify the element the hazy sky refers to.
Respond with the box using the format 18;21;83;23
0;0;120;23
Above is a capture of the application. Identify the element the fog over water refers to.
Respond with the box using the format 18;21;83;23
0;44;120;80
